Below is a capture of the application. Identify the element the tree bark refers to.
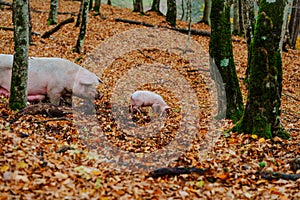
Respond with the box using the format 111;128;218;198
233;0;240;34
10;0;29;110
242;0;256;81
94;0;101;13
150;0;162;15
234;0;290;139
288;0;300;49
74;0;89;53
28;0;32;43
238;0;244;34
133;0;144;13
75;0;84;27
166;0;177;26
89;0;93;10
209;0;244;122
48;0;59;25
199;0;211;25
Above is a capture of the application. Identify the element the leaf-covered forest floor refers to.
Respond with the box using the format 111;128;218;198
0;0;299;199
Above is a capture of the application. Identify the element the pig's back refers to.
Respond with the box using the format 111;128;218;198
0;54;13;69
29;57;79;72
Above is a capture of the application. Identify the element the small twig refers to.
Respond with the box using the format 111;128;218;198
17;103;72;118
114;18;155;27
56;145;75;153
260;171;300;181
0;26;13;31
149;167;206;178
35;117;71;124
283;92;300;102
0;0;12;7
282;110;300;119
289;128;300;132
136;49;156;61
42;17;75;39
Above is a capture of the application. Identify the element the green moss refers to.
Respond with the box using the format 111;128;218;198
274;126;290;139
9;101;26;111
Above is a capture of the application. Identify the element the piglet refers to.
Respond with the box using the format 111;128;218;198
0;54;102;105
130;90;170;116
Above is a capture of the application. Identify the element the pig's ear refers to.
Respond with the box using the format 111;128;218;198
79;79;94;86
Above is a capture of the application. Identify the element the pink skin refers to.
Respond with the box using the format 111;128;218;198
0;87;9;97
0;88;45;101
0;54;101;104
130;90;170;115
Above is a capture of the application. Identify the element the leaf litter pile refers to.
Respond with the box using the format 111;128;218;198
0;0;300;199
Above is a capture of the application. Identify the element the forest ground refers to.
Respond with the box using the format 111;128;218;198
0;0;299;199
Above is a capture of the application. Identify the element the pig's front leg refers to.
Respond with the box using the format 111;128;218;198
131;105;142;114
47;87;64;105
151;103;161;114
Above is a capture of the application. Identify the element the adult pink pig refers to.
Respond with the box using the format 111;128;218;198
130;90;170;116
0;54;102;105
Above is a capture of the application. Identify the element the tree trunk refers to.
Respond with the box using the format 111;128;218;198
166;0;176;26
288;0;300;49
238;0;244;35
180;0;184;20
75;0;84;27
133;0;143;13
150;0;161;14
233;0;240;34
89;0;93;10
209;0;244;122
10;0;29;110
94;0;101;13
107;0;111;5
234;0;290;139
280;0;292;51
74;0;89;53
242;0;256;81
48;0;59;25
28;0;32;43
200;0;211;25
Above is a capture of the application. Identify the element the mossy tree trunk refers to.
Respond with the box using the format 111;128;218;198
199;0;211;25
48;0;59;25
166;0;176;26
133;0;144;13
209;0;244;122
238;0;244;35
233;0;240;35
89;0;93;10
150;0;162;15
243;0;256;81
74;0;89;53
75;0;84;27
151;0;160;11
9;0;29;110
234;0;289;139
28;0;32;43
288;0;300;49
